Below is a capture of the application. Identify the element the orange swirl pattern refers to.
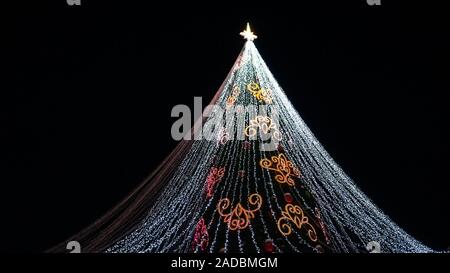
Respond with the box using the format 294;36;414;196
260;153;300;186
246;82;272;104
226;85;241;108
277;203;318;242
244;116;282;141
217;193;263;231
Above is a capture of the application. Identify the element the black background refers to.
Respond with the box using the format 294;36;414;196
4;0;450;252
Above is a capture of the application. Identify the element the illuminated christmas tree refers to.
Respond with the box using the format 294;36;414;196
57;24;433;253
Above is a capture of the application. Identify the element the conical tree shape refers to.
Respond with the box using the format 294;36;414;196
52;26;433;253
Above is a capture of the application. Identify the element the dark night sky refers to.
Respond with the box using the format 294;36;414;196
4;1;450;252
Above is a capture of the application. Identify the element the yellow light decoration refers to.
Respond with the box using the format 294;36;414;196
239;23;257;41
260;153;300;186
277;203;318;242
244;115;282;141
217;193;263;231
226;85;241;108
226;97;236;107
246;82;272;104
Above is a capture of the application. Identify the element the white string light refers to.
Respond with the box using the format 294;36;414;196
106;27;434;253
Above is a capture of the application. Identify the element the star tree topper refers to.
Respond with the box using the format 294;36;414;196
240;23;257;41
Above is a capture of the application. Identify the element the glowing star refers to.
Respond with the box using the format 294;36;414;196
240;23;257;41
